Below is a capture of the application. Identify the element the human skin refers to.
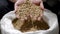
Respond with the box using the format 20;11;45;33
11;0;44;21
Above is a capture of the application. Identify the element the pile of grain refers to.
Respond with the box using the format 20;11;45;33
12;0;49;32
15;0;43;19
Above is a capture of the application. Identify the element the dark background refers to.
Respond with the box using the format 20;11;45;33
0;0;59;34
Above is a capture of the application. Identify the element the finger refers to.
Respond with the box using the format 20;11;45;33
24;17;27;20
27;15;31;18
16;14;20;18
30;0;41;4
38;17;41;21
40;1;44;10
33;15;37;21
30;15;33;18
30;0;41;5
13;10;19;18
37;14;43;21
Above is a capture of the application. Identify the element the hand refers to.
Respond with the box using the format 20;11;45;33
14;0;25;11
29;0;44;21
30;0;44;10
15;0;44;11
14;0;26;18
14;0;44;21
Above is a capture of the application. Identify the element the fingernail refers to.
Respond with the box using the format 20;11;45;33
38;17;41;21
24;17;27;20
16;15;20;18
30;15;32;18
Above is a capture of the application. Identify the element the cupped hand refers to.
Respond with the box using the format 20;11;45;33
30;0;44;21
14;0;44;21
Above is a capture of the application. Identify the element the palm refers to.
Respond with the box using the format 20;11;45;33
15;0;44;21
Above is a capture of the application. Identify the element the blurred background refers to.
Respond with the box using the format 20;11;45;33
0;0;59;34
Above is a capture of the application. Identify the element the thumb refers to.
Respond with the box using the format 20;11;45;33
40;1;44;10
14;0;25;11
